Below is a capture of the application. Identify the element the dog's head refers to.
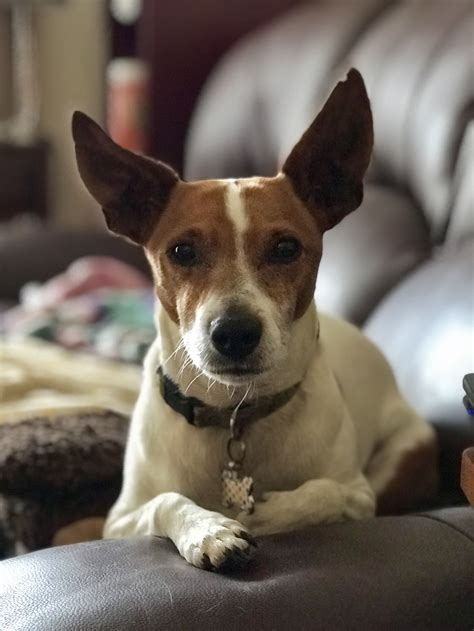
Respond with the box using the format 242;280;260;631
72;69;372;387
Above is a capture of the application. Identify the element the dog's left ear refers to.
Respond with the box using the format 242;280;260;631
72;111;179;245
282;69;373;231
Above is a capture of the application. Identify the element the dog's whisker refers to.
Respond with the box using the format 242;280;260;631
242;383;252;405
177;355;194;380
177;364;192;381
250;380;258;400
185;370;205;394
206;378;217;394
163;340;186;365
182;354;193;367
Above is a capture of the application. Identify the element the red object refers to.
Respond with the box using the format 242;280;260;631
461;448;474;506
107;57;151;154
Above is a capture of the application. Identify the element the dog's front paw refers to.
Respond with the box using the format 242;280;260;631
237;491;292;536
176;514;257;572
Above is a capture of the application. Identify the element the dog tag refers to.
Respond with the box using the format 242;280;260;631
221;467;255;514
221;407;255;514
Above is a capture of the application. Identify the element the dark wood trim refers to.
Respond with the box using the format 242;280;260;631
0;141;48;221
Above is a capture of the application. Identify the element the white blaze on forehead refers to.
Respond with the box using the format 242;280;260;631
222;179;282;333
183;177;288;382
224;180;249;237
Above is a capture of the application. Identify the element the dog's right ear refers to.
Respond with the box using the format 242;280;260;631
72;111;179;245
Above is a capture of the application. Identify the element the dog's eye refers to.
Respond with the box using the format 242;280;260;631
168;243;200;266
268;238;302;264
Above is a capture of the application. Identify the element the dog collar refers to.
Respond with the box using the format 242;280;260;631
157;366;299;429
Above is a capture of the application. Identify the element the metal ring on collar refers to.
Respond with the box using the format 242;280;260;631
227;437;246;464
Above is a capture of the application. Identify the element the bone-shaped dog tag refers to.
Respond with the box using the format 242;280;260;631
221;467;255;514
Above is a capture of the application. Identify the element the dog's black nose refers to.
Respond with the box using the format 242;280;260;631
210;310;262;361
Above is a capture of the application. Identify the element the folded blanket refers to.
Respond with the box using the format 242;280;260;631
0;337;141;424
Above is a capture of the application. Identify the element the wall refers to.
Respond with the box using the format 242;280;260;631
0;8;12;120
0;1;109;228
139;0;304;171
37;0;109;227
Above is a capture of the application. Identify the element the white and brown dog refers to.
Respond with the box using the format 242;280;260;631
72;69;437;571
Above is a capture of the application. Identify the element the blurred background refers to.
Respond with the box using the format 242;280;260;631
0;0;303;228
0;0;472;556
0;0;471;229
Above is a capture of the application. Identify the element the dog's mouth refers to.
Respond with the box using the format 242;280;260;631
205;362;265;384
213;367;263;377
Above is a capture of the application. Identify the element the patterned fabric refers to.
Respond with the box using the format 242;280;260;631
2;257;155;364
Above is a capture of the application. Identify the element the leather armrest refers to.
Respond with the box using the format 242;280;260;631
1;508;473;630
317;185;430;325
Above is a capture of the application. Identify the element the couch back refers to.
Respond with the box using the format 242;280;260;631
185;0;473;243
184;0;474;457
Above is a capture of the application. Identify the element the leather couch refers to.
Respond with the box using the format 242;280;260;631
1;1;473;628
0;509;473;630
185;0;474;505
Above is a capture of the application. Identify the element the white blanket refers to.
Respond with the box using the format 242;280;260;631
0;337;141;424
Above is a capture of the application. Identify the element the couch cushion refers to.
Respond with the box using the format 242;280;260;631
185;0;391;181
0;411;127;553
185;0;472;245
1;509;473;631
364;238;474;498
446;121;474;244
344;0;473;240
316;185;429;324
364;238;474;425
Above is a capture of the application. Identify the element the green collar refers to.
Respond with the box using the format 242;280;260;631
157;367;299;430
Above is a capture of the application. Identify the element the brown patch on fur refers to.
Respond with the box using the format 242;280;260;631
376;439;439;515
242;176;323;320
146;180;239;325
145;175;325;329
72;111;178;245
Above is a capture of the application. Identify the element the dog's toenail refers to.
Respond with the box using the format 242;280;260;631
201;553;213;571
239;531;258;547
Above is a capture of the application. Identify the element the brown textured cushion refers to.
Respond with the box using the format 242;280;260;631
0;411;128;495
0;411;127;552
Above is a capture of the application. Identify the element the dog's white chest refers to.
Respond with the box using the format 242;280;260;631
147;395;324;515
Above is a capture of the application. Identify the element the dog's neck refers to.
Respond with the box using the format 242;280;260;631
155;302;319;409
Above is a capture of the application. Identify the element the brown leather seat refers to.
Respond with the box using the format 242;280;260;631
1;509;473;631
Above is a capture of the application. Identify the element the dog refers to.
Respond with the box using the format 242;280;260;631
72;69;437;571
